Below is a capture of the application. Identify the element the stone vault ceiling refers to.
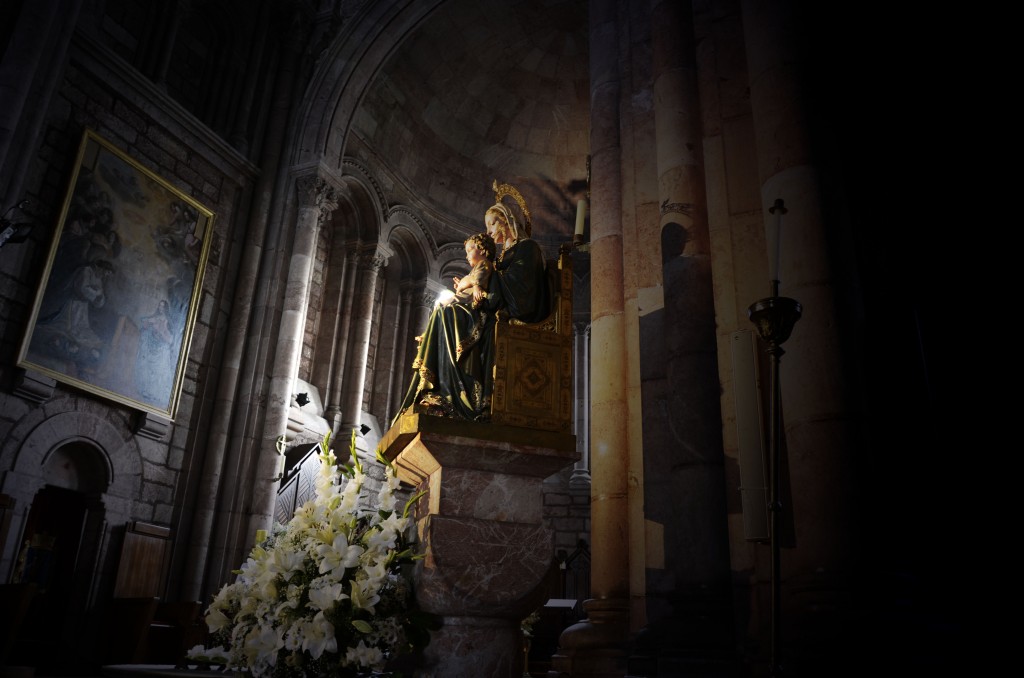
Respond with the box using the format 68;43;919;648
351;0;590;243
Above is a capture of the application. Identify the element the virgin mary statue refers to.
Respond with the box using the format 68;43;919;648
395;182;549;423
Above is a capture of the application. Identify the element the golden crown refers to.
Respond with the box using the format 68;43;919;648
492;179;531;238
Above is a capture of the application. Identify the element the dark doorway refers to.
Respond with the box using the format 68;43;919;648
9;484;103;671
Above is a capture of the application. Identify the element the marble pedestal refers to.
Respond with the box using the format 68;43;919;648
380;414;578;678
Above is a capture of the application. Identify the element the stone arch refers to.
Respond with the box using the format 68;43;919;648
333;172;386;246
384;209;435;281
0;397;142;583
40;440;111;494
2;406;142;503
291;0;443;168
437;240;472;285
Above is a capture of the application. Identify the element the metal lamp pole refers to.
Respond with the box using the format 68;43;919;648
747;199;802;676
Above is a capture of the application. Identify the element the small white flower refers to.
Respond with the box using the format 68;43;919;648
344;640;384;669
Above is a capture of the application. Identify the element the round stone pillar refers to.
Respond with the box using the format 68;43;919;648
248;174;337;543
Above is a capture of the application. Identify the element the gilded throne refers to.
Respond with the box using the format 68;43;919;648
490;245;574;434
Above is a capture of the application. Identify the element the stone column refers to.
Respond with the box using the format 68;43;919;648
310;246;349;415
150;0;185;86
386;282;415;422
370;275;400;424
570;322;591;489
390;282;415;418
412;284;437;335
742;0;860;670
338;245;391;442
325;247;359;425
229;0;273;150
391;281;434;418
0;0;84;204
381;415;579;678
246;174;337;544
181;18;308;600
550;0;630;674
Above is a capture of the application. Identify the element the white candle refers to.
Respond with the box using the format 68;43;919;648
574;198;587;238
768;198;785;284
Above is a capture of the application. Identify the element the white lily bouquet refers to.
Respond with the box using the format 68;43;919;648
190;431;433;677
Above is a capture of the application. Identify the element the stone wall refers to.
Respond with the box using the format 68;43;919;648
0;28;255;595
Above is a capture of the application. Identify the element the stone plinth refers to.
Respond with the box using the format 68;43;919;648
381;414;578;678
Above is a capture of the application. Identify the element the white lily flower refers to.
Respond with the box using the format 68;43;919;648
200;431;424;674
316;530;364;579
308;577;347;611
364;524;398;553
270;543;306;580
349;576;381;614
206;606;230;632
301;611;338;659
242;623;282;666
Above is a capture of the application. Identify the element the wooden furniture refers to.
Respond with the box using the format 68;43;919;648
148;601;206;665
113;521;171;598
106;522;205;666
0;494;14;564
0;582;36;666
491;248;574;433
104;597;160;664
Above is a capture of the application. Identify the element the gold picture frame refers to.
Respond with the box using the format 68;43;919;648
18;129;215;420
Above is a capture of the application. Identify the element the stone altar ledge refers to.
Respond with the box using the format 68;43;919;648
380;413;579;484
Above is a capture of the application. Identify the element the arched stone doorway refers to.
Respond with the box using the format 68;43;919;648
8;440;110;669
1;402;141;670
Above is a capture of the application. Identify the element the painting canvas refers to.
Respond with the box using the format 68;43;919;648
18;129;215;419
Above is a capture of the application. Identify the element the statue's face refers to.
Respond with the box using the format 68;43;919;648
465;242;483;266
485;212;505;243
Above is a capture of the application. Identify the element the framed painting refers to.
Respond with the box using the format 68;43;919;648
18;129;215;420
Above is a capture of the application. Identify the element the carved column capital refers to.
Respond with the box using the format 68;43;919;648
399;279;420;303
399;279;431;307
421;278;449;308
357;251;385;272
296;175;339;227
357;242;393;271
